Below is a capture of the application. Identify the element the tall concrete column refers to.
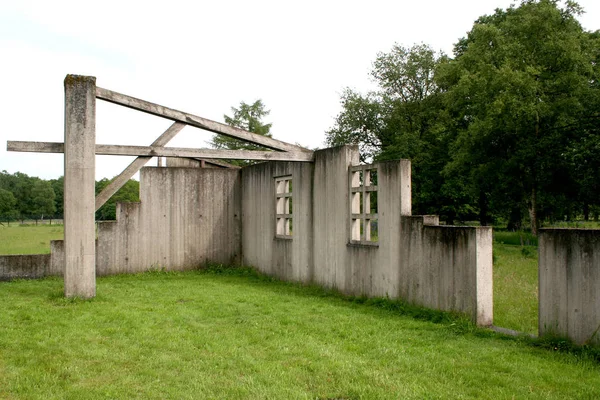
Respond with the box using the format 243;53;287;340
64;75;96;298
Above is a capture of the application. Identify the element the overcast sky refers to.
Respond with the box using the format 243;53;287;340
1;0;599;180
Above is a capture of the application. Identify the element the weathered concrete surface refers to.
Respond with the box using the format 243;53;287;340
312;146;359;292
0;254;52;280
96;167;241;274
63;74;96;298
45;167;242;277
7;141;315;162
539;229;600;345
241;145;493;325
242;160;314;282
401;217;493;326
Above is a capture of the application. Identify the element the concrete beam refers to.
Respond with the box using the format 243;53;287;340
94;122;185;211
95;87;308;153
7;141;315;162
63;74;96;298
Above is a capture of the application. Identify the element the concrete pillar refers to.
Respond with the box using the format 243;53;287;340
64;75;96;298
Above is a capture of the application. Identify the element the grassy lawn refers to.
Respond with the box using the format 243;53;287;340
1;269;599;399
0;224;64;255
493;243;538;335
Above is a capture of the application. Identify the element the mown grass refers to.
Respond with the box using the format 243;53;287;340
1;269;599;399
0;224;64;255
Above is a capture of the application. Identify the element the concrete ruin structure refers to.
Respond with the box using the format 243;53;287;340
3;74;599;344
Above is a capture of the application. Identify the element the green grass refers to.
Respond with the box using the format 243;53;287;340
494;230;538;246
546;221;600;229
1;269;599;399
0;224;64;255
493;242;539;335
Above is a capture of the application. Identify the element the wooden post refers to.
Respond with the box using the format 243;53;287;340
64;75;96;298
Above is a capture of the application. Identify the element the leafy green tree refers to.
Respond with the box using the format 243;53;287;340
49;176;64;217
212;100;272;166
31;179;56;222
325;44;471;221
10;172;35;222
326;89;383;162
437;0;600;233
95;178;140;221
0;188;17;223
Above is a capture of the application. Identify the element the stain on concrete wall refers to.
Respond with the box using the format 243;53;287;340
539;229;600;345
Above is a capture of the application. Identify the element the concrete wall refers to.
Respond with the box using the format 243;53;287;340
2;145;492;325
401;217;493;326
241;161;314;282
241;146;493;325
94;167;241;275
539;229;600;345
0;254;52;280
0;241;65;280
46;167;242;276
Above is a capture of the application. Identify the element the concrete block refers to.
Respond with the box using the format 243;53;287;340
0;254;52;280
539;229;600;345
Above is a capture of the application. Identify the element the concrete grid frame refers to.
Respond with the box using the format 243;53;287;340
349;164;379;244
275;175;293;238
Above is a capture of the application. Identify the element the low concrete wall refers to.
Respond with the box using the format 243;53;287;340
401;217;493;326
539;229;600;345
0;241;64;280
0;254;53;280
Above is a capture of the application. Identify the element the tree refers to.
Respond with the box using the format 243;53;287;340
325;44;470;221
10;172;35;222
95;178;140;221
0;188;17;223
437;0;600;233
49;176;64;218
30;179;56;223
212;100;273;166
325;89;384;162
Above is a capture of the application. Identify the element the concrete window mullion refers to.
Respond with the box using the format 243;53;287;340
275;176;293;238
349;165;378;245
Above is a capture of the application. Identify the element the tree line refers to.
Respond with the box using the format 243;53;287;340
326;0;600;233
0;170;139;224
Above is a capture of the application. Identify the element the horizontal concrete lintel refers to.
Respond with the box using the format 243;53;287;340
7;141;315;162
95;86;308;153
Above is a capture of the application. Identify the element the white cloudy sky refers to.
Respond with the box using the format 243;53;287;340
1;0;599;180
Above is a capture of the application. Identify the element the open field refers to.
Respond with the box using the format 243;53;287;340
0;224;64;255
1;269;599;399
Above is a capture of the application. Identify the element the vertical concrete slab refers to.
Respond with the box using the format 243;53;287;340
475;227;493;326
312;146;359;292
63;75;96;298
539;229;600;345
539;231;568;337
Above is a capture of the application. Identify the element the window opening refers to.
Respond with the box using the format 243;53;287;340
275;176;293;238
350;165;378;243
